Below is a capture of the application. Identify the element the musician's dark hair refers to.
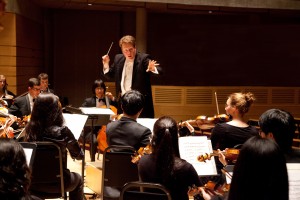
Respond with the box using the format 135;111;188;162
259;108;295;153
151;116;180;187
120;90;144;116
0;138;31;200
25;93;63;141
92;79;106;95
228;136;288;200
28;78;40;88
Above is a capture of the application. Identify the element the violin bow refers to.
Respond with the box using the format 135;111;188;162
215;92;220;115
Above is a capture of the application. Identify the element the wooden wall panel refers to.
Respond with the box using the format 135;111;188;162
153;86;300;122
15;14;44;94
0;13;17;94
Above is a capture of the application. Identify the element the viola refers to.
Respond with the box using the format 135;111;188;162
197;148;240;163
131;144;152;164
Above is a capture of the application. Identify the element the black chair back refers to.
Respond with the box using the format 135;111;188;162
101;145;139;200
29;142;66;200
120;181;172;200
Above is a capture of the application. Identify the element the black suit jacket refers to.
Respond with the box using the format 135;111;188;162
81;96;117;109
104;52;161;118
9;95;31;118
106;116;151;151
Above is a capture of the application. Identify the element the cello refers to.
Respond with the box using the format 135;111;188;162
96;105;118;153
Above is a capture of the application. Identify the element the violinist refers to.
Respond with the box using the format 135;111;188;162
210;92;258;176
106;90;151;151
38;73;55;94
259;108;300;163
9;78;40;118
199;136;289;200
0;75;15;107
79;79;117;160
24;93;84;200
138;116;201;200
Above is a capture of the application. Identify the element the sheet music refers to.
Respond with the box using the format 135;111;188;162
23;148;33;167
137;118;157;133
79;107;115;115
287;163;300;200
63;113;88;139
179;136;217;176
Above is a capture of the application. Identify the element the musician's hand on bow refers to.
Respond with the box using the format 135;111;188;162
184;121;195;134
198;187;215;200
146;60;159;72
105;92;115;101
8;114;17;124
217;149;228;167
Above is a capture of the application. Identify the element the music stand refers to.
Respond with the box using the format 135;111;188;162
63;111;88;178
80;107;114;161
66;106;114;177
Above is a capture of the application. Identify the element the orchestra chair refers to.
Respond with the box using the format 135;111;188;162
19;142;37;169
119;181;172;200
27;141;67;200
101;145;139;200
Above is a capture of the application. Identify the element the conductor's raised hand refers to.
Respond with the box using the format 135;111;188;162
102;55;110;65
146;60;159;72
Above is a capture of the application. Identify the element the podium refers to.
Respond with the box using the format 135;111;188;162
64;106;115;177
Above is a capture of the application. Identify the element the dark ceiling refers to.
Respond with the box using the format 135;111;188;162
30;0;300;16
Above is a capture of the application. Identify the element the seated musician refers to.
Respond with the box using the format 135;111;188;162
259;108;300;162
106;90;151;151
23;93;84;200
38;73;55;94
198;136;288;200
9;78;41;118
0;74;16;107
210;92;259;179
138;116;201;200
0;138;42;200
79;79;117;160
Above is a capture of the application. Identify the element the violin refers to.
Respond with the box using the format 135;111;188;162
179;92;230;131
0;111;16;138
16;115;31;128
197;148;240;163
188;181;230;199
131;144;152;164
178;114;230;134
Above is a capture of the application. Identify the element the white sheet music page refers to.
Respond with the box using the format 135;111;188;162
79;107;115;115
287;163;300;200
63;113;88;139
137;118;158;133
179;136;217;176
23;148;33;167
